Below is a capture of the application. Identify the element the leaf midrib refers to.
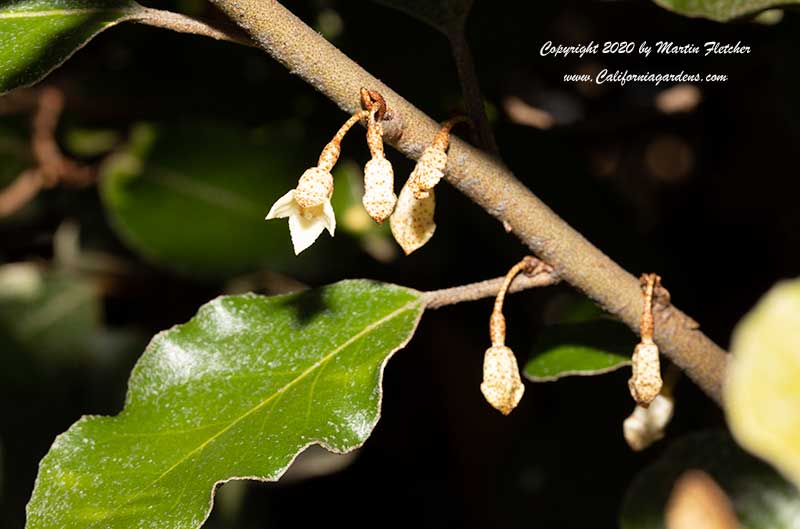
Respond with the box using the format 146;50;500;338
86;295;421;527
0;8;133;19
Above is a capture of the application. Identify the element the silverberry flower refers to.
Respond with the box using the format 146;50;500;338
266;111;367;254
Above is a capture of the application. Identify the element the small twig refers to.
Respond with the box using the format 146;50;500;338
129;7;255;47
0;169;44;216
424;258;559;309
0;87;95;217
447;28;499;156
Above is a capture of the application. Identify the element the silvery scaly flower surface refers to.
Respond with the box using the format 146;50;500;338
266;189;336;255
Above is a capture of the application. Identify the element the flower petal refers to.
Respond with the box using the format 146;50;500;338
322;199;336;236
266;189;298;220
288;210;328;255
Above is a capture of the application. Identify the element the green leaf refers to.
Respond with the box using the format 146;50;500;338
523;320;633;382
652;0;798;21
371;0;474;34
100;122;304;277
620;431;800;529
725;278;800;490
27;280;425;529
0;0;142;94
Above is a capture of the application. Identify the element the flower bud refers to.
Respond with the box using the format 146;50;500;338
409;146;448;199
389;178;436;254
294;167;333;209
481;345;525;415
362;157;396;223
628;342;662;406
623;393;673;451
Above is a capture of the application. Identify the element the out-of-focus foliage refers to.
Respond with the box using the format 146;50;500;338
0;125;30;186
27;280;425;529
0;262;100;363
100;122;303;278
652;0;798;21
725;278;800;490
524;320;633;381
0;0;140;94
620;431;800;529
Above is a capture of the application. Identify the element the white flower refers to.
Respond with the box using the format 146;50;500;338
623;393;674;451
266;188;336;255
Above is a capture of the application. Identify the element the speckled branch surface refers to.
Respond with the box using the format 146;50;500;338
208;0;728;404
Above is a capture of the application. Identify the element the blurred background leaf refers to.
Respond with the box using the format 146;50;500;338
725;278;800;491
0;262;100;364
652;0;798;21
620;431;800;529
100;122;307;278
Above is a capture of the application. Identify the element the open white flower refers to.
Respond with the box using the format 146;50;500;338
266;167;336;255
265;110;370;255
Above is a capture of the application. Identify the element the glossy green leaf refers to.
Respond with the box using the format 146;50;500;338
371;0;473;33
652;0;798;21
620;431;800;529
0;0;142;94
27;280;425;529
725;278;800;490
523;320;633;382
100;123;304;277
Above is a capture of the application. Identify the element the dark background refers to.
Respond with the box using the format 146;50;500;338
1;1;799;527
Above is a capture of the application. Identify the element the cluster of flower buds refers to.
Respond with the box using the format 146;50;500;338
390;117;468;255
480;256;545;415
628;273;664;406
266;89;392;254
266;88;470;256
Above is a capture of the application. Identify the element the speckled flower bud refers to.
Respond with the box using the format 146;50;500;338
628;342;662;406
294;167;333;209
409;146;448;199
390;178;436;255
480;345;525;415
362;157;396;223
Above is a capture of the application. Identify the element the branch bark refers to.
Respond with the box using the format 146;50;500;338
207;0;729;404
424;264;560;309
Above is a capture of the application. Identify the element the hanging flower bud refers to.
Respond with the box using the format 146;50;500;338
266;110;367;254
629;342;662;406
408;147;447;200
362;108;396;223
389;178;436;255
481;345;525;415
479;257;540;415
628;273;664;406
408;117;468;200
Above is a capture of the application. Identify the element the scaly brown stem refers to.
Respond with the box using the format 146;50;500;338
207;0;730;404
